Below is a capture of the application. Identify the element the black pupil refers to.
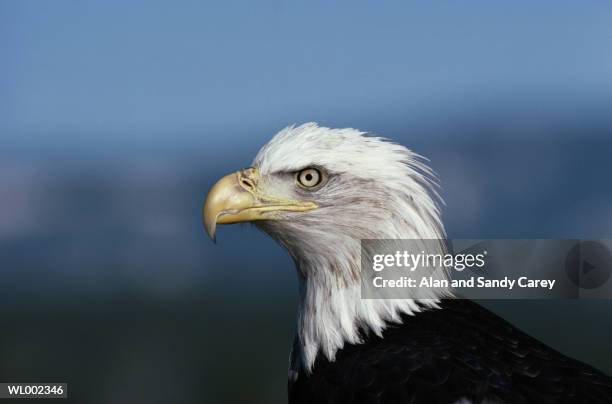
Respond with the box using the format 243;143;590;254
305;173;313;182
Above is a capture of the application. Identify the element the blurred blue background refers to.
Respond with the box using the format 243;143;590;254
2;1;612;403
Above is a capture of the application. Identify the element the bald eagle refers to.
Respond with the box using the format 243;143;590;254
203;123;612;403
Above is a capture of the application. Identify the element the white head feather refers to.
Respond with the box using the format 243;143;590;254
252;123;450;374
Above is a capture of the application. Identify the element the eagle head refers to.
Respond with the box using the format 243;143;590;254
203;122;447;370
204;123;444;279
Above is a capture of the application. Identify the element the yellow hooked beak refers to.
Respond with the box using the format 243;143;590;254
203;167;318;240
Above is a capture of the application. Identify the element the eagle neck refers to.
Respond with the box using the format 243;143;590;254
291;238;448;375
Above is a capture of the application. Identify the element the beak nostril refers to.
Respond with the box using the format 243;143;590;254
239;167;258;191
240;177;255;190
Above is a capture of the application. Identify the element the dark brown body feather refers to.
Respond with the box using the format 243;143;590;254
289;299;612;404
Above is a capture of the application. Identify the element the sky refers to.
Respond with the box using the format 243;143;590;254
3;1;612;150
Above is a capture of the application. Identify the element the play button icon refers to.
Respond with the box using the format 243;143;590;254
582;260;596;274
565;241;612;289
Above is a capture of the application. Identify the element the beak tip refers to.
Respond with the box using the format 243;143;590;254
205;222;217;242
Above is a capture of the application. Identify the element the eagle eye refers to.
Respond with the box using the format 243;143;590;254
296;168;322;188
